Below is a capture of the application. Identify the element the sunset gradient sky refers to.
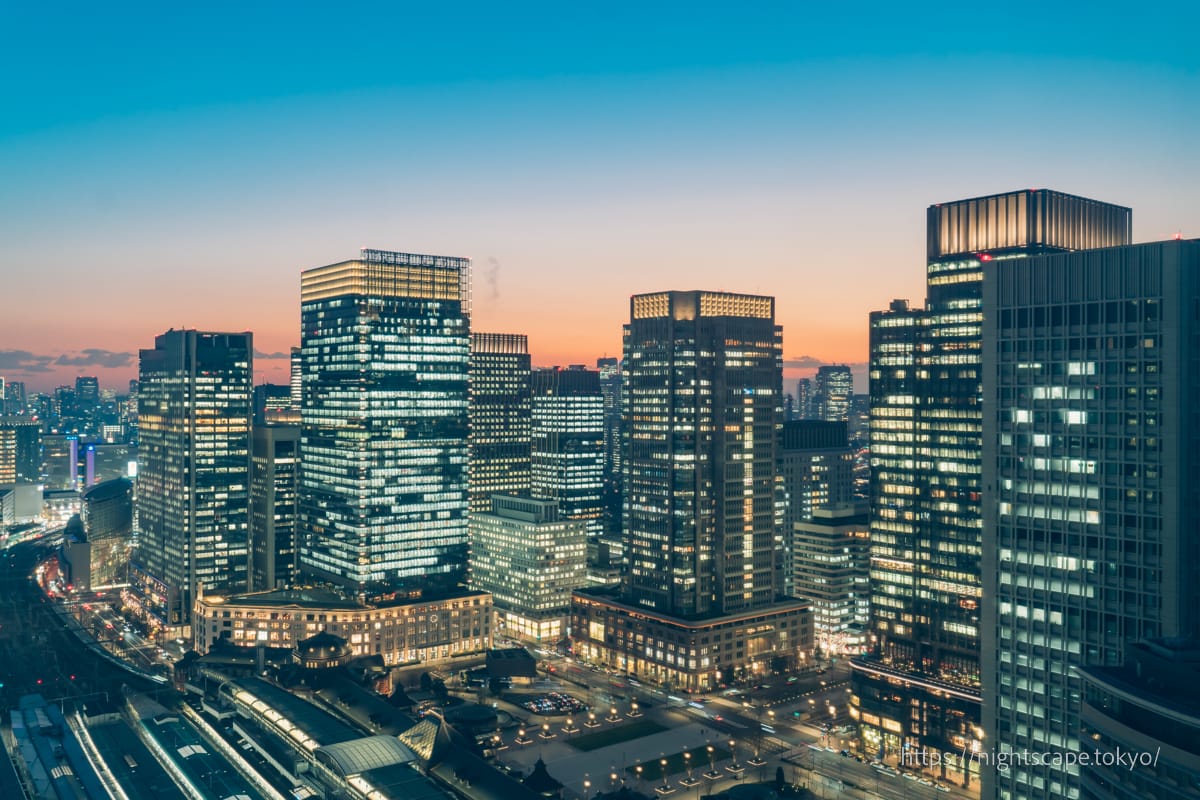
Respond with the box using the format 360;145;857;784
2;2;1197;393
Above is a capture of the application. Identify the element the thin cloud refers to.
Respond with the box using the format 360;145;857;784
254;349;291;360
783;356;869;370
0;349;54;373
55;349;134;368
782;355;828;369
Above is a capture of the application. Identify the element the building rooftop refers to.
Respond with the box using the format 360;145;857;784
485;648;537;678
574;585;809;625
81;477;132;502
202;586;490;612
229;676;361;747
314;735;417;778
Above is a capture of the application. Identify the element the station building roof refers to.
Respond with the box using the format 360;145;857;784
313;734;416;777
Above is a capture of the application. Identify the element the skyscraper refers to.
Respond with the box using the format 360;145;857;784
777;420;854;596
572;291;811;690
289;345;302;408
982;238;1200;800
622;292;783;617
468;333;532;514
0;416;40;485
80;477;134;589
41;434;79;490
531;366;605;539
298;249;470;597
74;376;99;415
795;377;815;420
814;364;853;422
249;423;300;591
597;357;623;537
3;380;27;415
853;190;1132;789
131;329;252;630
778;420;854;527
253;383;298;426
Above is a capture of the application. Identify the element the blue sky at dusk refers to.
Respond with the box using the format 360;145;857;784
2;1;1197;391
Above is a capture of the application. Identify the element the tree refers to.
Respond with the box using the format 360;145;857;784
432;678;449;703
775;766;786;789
419;671;432;692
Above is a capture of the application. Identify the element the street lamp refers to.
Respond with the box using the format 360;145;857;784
730;738;739;769
610;771;619;790
636;763;643;788
661;757;669;788
683;751;692;781
583;777;591;800
707;744;716;777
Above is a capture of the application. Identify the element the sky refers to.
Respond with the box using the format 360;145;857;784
1;1;1197;393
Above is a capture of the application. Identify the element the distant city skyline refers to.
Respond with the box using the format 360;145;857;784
2;5;1197;392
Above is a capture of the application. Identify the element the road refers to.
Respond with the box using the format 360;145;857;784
534;648;977;798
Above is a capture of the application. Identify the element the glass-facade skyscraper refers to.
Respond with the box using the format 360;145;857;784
132;329;252;630
298;249;470;597
0;416;40;485
468;332;532;514
853;190;1132;788
815;364;853;422
531;366;605;539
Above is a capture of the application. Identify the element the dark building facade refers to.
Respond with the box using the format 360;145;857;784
132;329;252;631
298;249;470;597
777;420;854;598
3;380;27;415
468;333;532;514
853;190;1132;789
571;290;810;689
779;421;854;526
253;383;299;426
1076;640;1200;800
621;291;783;617
250;423;300;591
981;238;1200;800
41;434;79;490
597;356;623;539
79;477;134;588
